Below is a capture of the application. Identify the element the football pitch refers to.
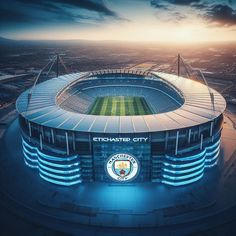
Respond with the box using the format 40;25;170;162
88;96;153;116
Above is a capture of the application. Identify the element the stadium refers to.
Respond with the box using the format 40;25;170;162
16;69;226;187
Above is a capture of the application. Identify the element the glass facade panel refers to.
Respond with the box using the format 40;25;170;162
18;113;224;185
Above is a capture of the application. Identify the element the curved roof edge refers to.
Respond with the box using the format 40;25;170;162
16;70;226;134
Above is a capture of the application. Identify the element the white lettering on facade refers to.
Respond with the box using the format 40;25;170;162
92;137;149;142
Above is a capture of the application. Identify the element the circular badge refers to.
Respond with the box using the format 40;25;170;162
106;153;139;182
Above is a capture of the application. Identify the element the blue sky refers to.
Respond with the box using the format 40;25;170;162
1;0;236;41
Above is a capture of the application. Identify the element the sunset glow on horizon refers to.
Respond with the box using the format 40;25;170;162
1;0;236;43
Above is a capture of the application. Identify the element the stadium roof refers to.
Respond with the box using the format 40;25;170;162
16;70;226;133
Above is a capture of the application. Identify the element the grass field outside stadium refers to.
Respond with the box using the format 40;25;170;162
88;96;153;116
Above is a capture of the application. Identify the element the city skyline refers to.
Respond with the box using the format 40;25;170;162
1;0;236;42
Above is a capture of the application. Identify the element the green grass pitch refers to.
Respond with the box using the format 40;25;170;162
88;96;153;116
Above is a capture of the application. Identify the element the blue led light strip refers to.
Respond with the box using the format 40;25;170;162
23;146;38;157
22;139;37;150
40;174;82;186
163;161;205;174
205;150;220;163
21;137;82;186
163;156;205;168
37;149;77;162
163;145;220;171
38;162;80;174
23;147;80;170
161;141;221;185
162;148;220;176
161;173;204;186
165;149;206;162
206;148;219;157
40;169;81;180
38;156;79;168
163;167;204;180
23;138;77;161
206;139;220;150
22;137;80;168
205;159;218;168
206;145;220;156
24;159;38;169
165;139;220;162
23;150;38;163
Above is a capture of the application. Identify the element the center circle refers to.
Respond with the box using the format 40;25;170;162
106;153;139;182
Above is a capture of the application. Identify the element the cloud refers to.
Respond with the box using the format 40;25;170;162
150;0;198;23
167;0;201;5
57;0;118;17
149;0;236;27
0;0;128;29
171;11;187;21
0;8;37;23
16;0;126;20
150;0;169;9
205;4;236;26
190;2;208;9
151;0;202;7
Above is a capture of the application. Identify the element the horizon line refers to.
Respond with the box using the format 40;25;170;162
1;36;236;44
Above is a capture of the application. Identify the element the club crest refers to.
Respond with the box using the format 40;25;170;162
106;153;139;182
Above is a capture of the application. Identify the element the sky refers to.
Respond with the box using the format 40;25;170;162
0;0;236;42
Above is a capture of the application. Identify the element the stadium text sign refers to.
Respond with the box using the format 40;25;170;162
93;137;149;142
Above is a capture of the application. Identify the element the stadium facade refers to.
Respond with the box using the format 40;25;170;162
16;70;226;186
